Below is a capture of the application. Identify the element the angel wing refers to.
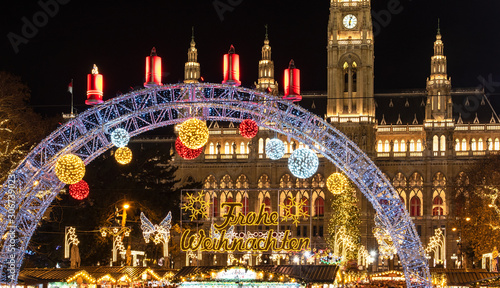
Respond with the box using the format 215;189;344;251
159;211;172;230
210;223;220;239
140;212;156;243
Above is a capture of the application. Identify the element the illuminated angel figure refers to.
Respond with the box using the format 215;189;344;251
140;212;172;257
210;223;236;243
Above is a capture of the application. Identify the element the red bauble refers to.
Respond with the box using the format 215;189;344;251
69;180;89;200
175;138;203;160
239;119;259;139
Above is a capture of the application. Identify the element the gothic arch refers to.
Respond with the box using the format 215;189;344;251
0;83;430;287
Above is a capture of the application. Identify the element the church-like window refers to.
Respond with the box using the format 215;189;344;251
488;138;493;151
410;196;421;217
209;142;215;155
410;140;415;152
240;142;246;154
440;135;446;152
377;140;383;152
416;139;422;152
455;139;460;151
433;135;439;152
401;140;406;152
394;140;399;152
462;139;467;151
471;139;477;151
259;138;264;154
384;140;390;152
495;138;500;151
478;138;484;151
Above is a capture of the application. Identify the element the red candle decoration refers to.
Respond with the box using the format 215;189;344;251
175;138;203;160
283;59;302;102
239;119;259;139
86;64;104;105
144;47;163;87
222;45;241;86
69;180;90;200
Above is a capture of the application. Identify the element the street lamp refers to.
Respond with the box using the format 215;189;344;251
100;203;132;263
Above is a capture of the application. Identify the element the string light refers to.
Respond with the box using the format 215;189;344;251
266;138;285;160
69;180;89;200
55;154;86;184
239;119;259;139
175;137;203;160
114;147;132;165
110;128;130;148
287;148;318;179
327;172;350;195
179;118;209;149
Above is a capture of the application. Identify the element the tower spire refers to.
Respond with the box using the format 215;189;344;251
265;24;269;41
184;28;200;83
255;26;278;95
437;18;441;36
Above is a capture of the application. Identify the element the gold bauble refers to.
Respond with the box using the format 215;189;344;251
326;172;350;195
55;154;86;184
178;118;209;149
115;147;133;165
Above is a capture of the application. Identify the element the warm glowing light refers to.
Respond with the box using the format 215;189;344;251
114;147;132;165
145;47;163;87
69;180;89;200
222;45;241;86
178;118;209;149
452;227;457;231
283;60;301;102
175;137;203;160
326;172;350;195
123;203;130;210
466;217;471;222
55;154;86;184
288;148;319;179
266;138;285;160
86;64;104;105
239;119;259;139
110;128;130;148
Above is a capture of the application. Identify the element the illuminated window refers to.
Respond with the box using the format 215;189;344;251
259;138;264;154
393;173;407;209
432;196;444;216
416;139;422;152
384;140;390;152
433;135;439;152
496;138;500;151
225;142;230;154
432;172;446;216
410;140;415;152
301;196;309;217
240;142;246;154
410;196;421;217
401;140;406;152
242;196;249;215
314;197;324;217
394;140;399;152
377;140;383;152
212;197;219;217
478;138;484;151
462;139;467;151
440;135;446;152
209;142;215;154
471;139;477;151
488;138;493;151
455;139;460;151
284;141;289;154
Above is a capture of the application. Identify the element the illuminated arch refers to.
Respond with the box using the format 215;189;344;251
0;83;430;287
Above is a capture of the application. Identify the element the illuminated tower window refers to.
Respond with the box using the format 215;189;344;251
394;140;399;152
440;135;446;152
471;139;477;151
462;139;467;151
495;138;500;151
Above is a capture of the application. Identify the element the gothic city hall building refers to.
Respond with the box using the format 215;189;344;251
147;0;500;270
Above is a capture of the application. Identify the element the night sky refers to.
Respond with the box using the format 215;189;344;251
1;0;500;116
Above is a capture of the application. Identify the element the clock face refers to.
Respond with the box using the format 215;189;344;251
343;14;357;29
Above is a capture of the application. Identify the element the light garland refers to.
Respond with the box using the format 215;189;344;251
287;148;319;179
327;172;350;195
239;119;259;139
175;137;203;160
280;197;310;226
55;154;86;184
179;118;209;149
266;138;285;160
110;128;130;148
69;180;89;200
114;147;133;165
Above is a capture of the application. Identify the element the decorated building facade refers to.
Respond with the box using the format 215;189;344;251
132;0;500;270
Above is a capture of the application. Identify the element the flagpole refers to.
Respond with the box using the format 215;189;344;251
70;78;74;116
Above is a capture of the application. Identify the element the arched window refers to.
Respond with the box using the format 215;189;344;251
488;138;493;151
455;139;460;151
471;139;477;151
462;139;467;151
433;135;439;152
315;197;324;217
496;138;500;151
393;173;407;209
258;138;264;154
416;139;422;152
284;141;289;154
377;140;383;152
432;196;444;216
478;138;484;151
225;142;230;154
240;142;246;154
384;140;390;152
410;196;421;217
264;197;271;214
440;135;446;152
242;196;249;215
394;140;399;152
209;142;215;154
410;140;415;152
212;197;219;217
401;140;406;152
284;197;296;216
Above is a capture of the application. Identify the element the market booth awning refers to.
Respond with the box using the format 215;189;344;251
173;265;338;287
430;268;500;287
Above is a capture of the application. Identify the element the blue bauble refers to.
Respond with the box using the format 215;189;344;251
288;148;319;179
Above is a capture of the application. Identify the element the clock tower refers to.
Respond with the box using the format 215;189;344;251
326;0;375;124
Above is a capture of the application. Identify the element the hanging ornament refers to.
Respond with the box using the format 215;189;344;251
265;138;285;160
288;148;319;179
111;128;130;148
179;118;209;149
55;154;86;184
326;172;350;195
175;138;203;160
69;180;90;200
239;119;259;139
115;147;133;165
